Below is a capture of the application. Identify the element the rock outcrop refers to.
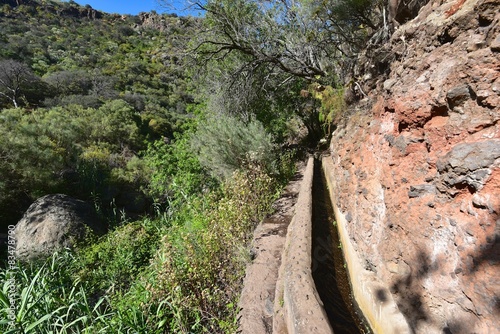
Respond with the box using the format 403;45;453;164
14;194;104;260
326;0;500;332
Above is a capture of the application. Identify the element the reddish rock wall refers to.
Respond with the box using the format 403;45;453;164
327;0;499;332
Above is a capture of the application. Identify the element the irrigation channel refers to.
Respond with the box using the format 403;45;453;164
311;159;370;333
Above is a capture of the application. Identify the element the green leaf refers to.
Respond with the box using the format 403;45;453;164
25;313;52;333
17;264;45;321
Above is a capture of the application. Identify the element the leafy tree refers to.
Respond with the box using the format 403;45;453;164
189;0;330;81
160;0;385;143
90;99;141;149
43;70;92;96
168;0;381;84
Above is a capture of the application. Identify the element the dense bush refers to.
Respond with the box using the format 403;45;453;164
192;113;277;180
145;131;216;210
311;84;347;136
0;163;285;333
0;101;145;227
142;165;279;332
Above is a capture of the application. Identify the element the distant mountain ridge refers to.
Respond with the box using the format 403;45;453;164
0;0;105;19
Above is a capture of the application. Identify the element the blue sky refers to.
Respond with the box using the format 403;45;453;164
72;0;197;16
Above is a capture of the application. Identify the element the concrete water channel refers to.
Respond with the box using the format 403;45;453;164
311;159;369;333
239;156;410;334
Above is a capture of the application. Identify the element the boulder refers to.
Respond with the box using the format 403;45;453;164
14;194;105;260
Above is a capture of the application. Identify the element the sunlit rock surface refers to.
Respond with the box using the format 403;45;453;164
327;0;500;332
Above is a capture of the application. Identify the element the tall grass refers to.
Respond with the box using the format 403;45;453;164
0;148;295;333
0;252;112;333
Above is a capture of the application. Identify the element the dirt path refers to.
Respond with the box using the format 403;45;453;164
238;162;306;334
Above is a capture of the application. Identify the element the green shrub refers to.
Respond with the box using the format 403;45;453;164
74;221;160;295
145;127;216;208
311;84;347;135
146;166;278;332
0;102;149;226
191;113;276;180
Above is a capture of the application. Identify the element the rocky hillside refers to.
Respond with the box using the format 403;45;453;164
326;0;499;332
0;0;203;229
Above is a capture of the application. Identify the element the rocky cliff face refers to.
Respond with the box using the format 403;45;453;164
327;0;499;332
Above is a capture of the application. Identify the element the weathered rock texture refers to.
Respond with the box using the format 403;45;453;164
323;156;411;334
14;194;104;260
327;0;500;332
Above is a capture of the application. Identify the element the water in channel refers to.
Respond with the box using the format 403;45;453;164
311;159;371;334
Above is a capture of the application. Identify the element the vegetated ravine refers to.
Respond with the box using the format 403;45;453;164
311;159;369;334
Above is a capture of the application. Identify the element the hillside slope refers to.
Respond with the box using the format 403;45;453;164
0;0;202;228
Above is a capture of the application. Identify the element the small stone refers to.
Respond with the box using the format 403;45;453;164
446;85;472;109
492;80;500;94
490;34;500;52
467;207;477;216
472;193;493;212
476;90;490;99
408;184;436;198
383;79;397;91
467;34;486;52
387;261;400;274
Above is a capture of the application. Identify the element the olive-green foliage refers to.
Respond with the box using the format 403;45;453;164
197;0;383;88
0;59;51;108
145;129;216;207
0;100;143;226
192;113;277;180
74;221;160;295
0;1;306;333
91;99;141;149
193;0;378;145
0;217;167;333
0;0;204;226
0;0;201;112
312;84;347;135
0;162;285;333
146;166;279;332
140;103;187;139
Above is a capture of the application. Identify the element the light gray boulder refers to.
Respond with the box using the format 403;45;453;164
14;194;104;260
